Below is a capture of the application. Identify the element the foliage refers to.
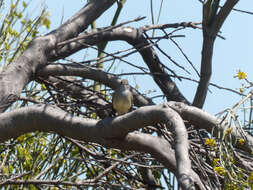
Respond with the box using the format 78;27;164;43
0;0;50;68
205;73;253;189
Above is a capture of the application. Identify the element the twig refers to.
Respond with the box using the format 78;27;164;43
58;16;146;47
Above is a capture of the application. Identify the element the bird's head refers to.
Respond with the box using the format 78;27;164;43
120;79;129;85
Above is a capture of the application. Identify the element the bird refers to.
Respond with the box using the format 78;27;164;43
112;79;133;115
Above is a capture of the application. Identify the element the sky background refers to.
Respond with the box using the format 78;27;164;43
28;0;253;115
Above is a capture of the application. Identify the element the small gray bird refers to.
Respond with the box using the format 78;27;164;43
112;79;133;115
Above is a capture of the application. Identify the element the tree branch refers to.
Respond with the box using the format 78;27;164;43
0;103;197;189
213;0;240;34
0;0;116;112
168;101;253;153
37;63;153;108
193;0;239;108
49;26;191;104
47;0;116;47
111;132;204;189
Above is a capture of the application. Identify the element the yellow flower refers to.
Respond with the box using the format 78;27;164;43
41;17;50;29
4;42;10;50
225;127;233;136
238;139;245;145
10;3;15;9
4;18;10;25
17;12;23;18
249;172;253;184
212;158;219;167
21;19;26;25
31;29;38;37
205;138;216;147
90;112;97;119
214;166;226;176
40;13;51;29
235;71;247;80
22;1;27;8
26;25;31;32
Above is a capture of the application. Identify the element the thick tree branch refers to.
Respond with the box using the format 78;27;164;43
47;0;116;46
0;0;116;112
168;101;253;153
110;132;204;189
193;0;239;108
0;104;196;189
192;33;214;108
213;0;240;34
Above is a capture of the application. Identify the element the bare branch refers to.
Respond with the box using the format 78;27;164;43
0;104;196;189
168;101;253;153
50;26;192;104
0;0;116;112
214;0;240;34
37;63;153;108
193;0;240;108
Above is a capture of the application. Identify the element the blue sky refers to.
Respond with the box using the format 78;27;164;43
36;0;253;114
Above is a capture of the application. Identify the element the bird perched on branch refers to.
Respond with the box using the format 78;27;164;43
112;79;133;115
